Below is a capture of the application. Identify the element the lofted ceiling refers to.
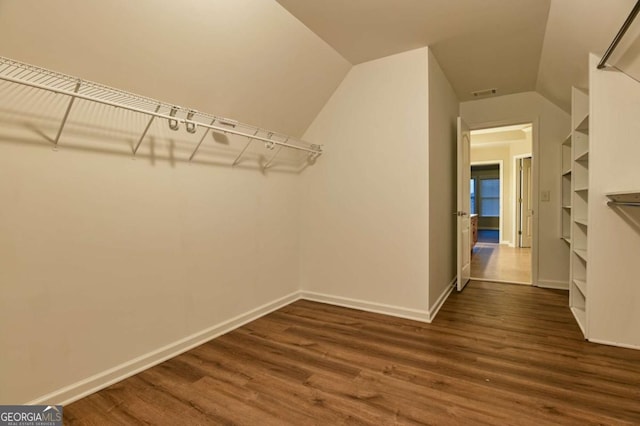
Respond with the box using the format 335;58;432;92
0;0;352;138
276;0;640;111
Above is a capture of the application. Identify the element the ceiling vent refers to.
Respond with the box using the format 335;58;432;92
471;88;497;97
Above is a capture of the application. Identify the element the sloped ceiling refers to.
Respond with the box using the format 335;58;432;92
537;0;640;111
277;0;640;111
0;0;351;137
276;0;551;102
1;0;638;125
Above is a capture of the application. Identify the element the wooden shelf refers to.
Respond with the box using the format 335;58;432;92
563;169;572;176
563;205;572;209
563;134;572;146
575;186;589;192
573;279;587;296
562;237;571;244
574;249;588;262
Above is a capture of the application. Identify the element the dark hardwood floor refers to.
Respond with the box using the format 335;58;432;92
65;281;640;425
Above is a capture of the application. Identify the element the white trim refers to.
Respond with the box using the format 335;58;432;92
27;291;302;406
513;153;533;248
587;338;640;351
500;240;513;247
300;291;432;323
531;118;540;290
536;279;569;290
470;277;531;286
467;140;519;148
470;159;503;244
429;277;456;321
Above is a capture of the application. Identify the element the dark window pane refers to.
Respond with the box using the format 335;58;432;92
481;198;499;217
481;179;499;197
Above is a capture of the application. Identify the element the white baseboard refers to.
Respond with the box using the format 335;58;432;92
300;291;432;323
536;279;569;290
587;338;640;351
428;277;456;322
28;291;302;406
470;277;531;286
26;287;463;406
500;240;514;247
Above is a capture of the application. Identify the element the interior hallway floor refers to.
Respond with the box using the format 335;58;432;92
471;243;532;284
477;229;499;243
63;282;640;425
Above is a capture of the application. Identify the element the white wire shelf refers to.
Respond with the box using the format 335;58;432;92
0;56;322;167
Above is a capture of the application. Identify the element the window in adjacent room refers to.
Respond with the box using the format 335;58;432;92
470;178;476;214
480;178;500;217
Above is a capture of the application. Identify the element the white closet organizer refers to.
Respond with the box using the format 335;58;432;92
561;133;572;244
0;56;322;168
569;87;589;336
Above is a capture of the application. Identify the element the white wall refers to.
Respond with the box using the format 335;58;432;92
461;92;571;288
427;49;459;311
300;48;431;318
0;124;302;404
588;53;640;348
471;134;532;246
0;0;350;405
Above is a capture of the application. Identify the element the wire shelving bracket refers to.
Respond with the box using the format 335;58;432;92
0;56;323;165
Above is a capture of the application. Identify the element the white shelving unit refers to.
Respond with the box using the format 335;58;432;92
561;134;572;244
569;87;589;337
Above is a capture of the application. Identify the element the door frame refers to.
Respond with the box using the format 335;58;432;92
513;153;533;247
470;160;504;244
462;117;539;287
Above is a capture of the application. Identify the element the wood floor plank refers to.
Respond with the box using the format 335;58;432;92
64;281;640;425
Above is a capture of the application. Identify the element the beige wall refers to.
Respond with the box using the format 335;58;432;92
0;124;301;404
0;0;351;137
427;49;459;311
300;48;431;316
471;134;532;246
461;92;571;289
0;0;350;405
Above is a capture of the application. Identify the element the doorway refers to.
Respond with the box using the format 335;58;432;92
467;124;533;285
470;162;502;243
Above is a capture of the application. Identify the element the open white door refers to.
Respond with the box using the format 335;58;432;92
521;157;533;247
457;117;471;291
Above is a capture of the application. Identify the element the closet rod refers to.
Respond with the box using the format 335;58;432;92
607;201;640;207
606;192;640;207
598;0;640;69
0;73;320;155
